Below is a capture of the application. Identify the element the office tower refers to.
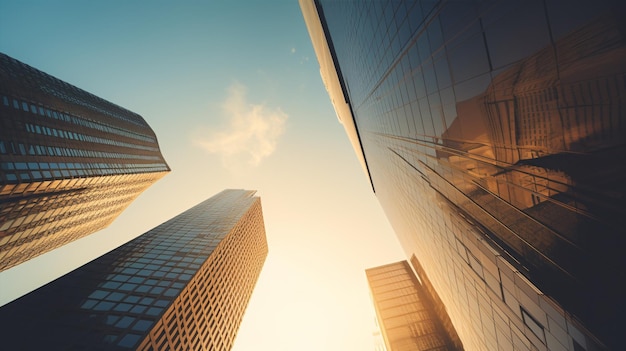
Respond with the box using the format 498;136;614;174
366;261;461;351
0;53;169;271
302;0;626;350
373;325;388;351
0;189;268;350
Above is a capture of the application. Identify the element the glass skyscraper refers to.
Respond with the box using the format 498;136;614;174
0;53;169;271
302;0;626;350
366;261;462;351
0;189;268;350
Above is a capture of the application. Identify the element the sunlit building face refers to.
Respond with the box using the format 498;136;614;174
366;261;462;351
0;53;170;271
302;0;626;350
0;189;268;350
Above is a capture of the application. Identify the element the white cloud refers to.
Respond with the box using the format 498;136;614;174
291;47;296;54
194;82;288;170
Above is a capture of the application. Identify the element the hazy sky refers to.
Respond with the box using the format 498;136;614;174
0;1;405;349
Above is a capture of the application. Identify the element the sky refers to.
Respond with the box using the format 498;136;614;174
0;1;405;350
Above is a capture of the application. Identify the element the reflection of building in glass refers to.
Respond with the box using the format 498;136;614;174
366;261;462;351
0;189;268;350
302;0;626;350
0;53;170;271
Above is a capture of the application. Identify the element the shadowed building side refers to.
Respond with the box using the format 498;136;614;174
0;189;268;350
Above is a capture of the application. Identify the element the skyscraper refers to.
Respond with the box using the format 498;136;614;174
302;1;626;350
366;261;462;351
0;53;169;271
0;189;268;350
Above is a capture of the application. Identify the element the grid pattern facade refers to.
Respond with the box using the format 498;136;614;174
0;189;267;350
0;53;170;271
136;195;267;351
366;261;460;351
302;1;626;350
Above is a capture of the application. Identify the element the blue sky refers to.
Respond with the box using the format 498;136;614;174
0;1;404;349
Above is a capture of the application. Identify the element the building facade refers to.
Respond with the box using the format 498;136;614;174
302;1;626;350
0;189;267;350
0;53;169;271
366;261;462;351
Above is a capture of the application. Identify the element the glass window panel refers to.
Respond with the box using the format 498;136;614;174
448;31;490;84
112;274;131;282
522;308;545;342
94;301;115;311
104;315;120;326
132;319;153;332
128;276;144;284
88;290;109;300
483;0;550;69
140;297;154;305
81;299;98;309
146;307;163;316
154;299;169;307
150;287;165;295
123;295;140;303
164;288;180;297
115;316;135;328
105;292;125;302
113;303;132;312
118;334;141;348
130;305;146;314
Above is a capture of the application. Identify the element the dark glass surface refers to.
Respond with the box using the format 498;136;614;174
315;0;626;349
0;190;267;350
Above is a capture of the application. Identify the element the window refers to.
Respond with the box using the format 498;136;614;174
521;307;545;343
132;319;153;332
115;316;135;328
81;299;98;309
130;305;147;314
94;301;115;311
573;339;586;351
117;334;141;348
124;295;140;303
467;252;484;279
146;307;163;316
140;297;154;305
106;292;125;302
104;315;120;326
114;303;132;312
